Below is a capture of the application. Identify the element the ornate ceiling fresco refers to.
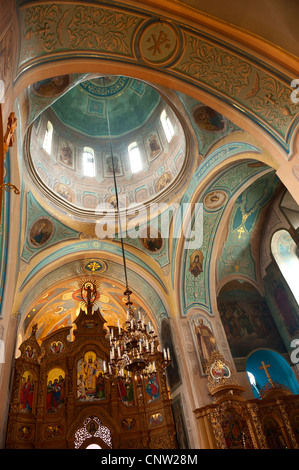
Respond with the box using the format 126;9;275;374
12;0;297;354
22;275;148;343
26;75;187;214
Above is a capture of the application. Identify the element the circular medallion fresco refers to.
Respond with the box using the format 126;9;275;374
137;20;182;66
28;217;54;248
203;190;228;211
193;105;225;132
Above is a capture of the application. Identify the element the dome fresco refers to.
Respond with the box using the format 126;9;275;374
28;75;186;215
51;76;162;137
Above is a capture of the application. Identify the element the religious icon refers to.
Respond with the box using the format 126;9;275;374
193;105;225;132
106;194;128;209
59;143;74;168
77;351;105;401
121;418;136;430
149;413;163;427
194;317;217;373
50;341;64;355
83;193;98;209
29;218;53;248
140;227;162;252
25;345;34;359
222;409;253;449
86;420;99;435
44;425;64;439
32;75;70;97
155;171;172;193
189;250;204;278
116;376;134;406
104;154;121;176
210;359;231;380
46;368;65;413
54;182;74;203
148;133;161;158
145;372;160;403
18;426;32;440
19;371;35;413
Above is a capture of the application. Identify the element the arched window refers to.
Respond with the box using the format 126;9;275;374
271;229;299;305
83;147;95;177
128;142;142;174
246;349;299;399
86;444;102;449
43;121;53;154
160;109;174;143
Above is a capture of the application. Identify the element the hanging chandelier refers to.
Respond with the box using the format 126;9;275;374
100;77;171;383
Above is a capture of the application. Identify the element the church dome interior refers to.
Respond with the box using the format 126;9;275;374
27;75;187;216
1;0;299;452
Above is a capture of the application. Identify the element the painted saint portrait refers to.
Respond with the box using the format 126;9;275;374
116;376;135;406
193;105;225;132
46;368;65;413
83;193;98;209
106;194;128;209
193;317;217;373
148;133;161;159
77;351;105;402
25;345;34;359
54;182;74;203
86;420;99;435
145;372;160;403
189;250;204;278
59;143;74;168
104;153;122;176
29;218;54;248
140;227;163;252
19;371;35;413
32;75;70;97
222;409;254;449
155;171;172;193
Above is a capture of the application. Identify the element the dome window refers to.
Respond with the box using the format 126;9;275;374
43;121;53;154
128;142;142;174
160;109;174;143
83;147;95;177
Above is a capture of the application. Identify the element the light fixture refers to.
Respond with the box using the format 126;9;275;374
101;77;170;383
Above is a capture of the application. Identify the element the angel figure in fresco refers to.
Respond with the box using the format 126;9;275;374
195;318;217;372
189;250;204;278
